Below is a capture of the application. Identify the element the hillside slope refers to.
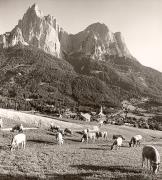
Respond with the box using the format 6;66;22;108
0;45;162;111
0;45;122;110
67;52;162;102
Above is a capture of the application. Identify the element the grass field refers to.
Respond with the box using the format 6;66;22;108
0;110;162;179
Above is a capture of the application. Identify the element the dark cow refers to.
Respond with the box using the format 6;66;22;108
112;134;125;140
11;124;23;133
64;128;73;135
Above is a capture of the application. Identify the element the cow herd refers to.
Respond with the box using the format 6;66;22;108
51;125;160;174
0;121;160;175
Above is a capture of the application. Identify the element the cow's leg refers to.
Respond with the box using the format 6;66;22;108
22;142;24;149
147;159;148;168
93;137;95;143
142;155;145;167
111;144;113;150
86;137;88;144
23;141;26;149
142;158;144;167
150;161;152;171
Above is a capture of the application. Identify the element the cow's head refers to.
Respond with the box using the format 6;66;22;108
129;141;132;147
152;162;160;174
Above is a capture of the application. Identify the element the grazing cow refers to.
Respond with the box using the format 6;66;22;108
64;128;73;135
112;134;125;140
96;131;108;139
56;132;64;145
0;118;3;128
87;132;96;142
50;123;60;132
81;131;96;143
129;135;142;147
142;145;160;174
11;133;26;151
81;133;88;142
11;124;23;133
111;137;123;150
83;126;99;134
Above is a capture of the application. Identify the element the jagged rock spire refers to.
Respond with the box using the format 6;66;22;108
0;4;133;59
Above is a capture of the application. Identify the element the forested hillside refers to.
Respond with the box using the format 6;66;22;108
0;45;162;113
0;46;119;111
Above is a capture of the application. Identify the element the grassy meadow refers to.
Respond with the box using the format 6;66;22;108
0;113;162;180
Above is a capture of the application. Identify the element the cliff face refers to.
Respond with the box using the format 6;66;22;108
69;23;132;60
0;4;64;58
0;4;132;60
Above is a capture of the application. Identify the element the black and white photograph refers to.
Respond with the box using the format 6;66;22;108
0;0;162;179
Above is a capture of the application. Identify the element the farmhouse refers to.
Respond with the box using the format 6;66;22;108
80;112;91;122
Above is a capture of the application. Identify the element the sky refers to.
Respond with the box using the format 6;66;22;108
0;0;162;72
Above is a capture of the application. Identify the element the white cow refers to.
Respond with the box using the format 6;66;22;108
142;145;160;174
81;131;96;143
111;137;123;150
129;135;142;147
56;132;64;145
83;126;99;134
11;133;26;151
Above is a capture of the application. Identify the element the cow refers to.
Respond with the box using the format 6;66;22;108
129;135;142;147
81;130;96;143
10;133;26;151
96;131;108;139
49;123;60;132
142;145;160;174
56;132;64;145
111;137;123;150
11;124;23;133
64;128;73;135
112;134;125;140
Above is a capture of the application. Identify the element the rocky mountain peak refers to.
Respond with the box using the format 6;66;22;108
85;22;109;35
27;3;43;18
69;22;132;60
0;4;133;59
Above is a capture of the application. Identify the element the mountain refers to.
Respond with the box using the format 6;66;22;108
68;23;132;60
0;4;132;60
0;4;63;58
0;4;162;112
